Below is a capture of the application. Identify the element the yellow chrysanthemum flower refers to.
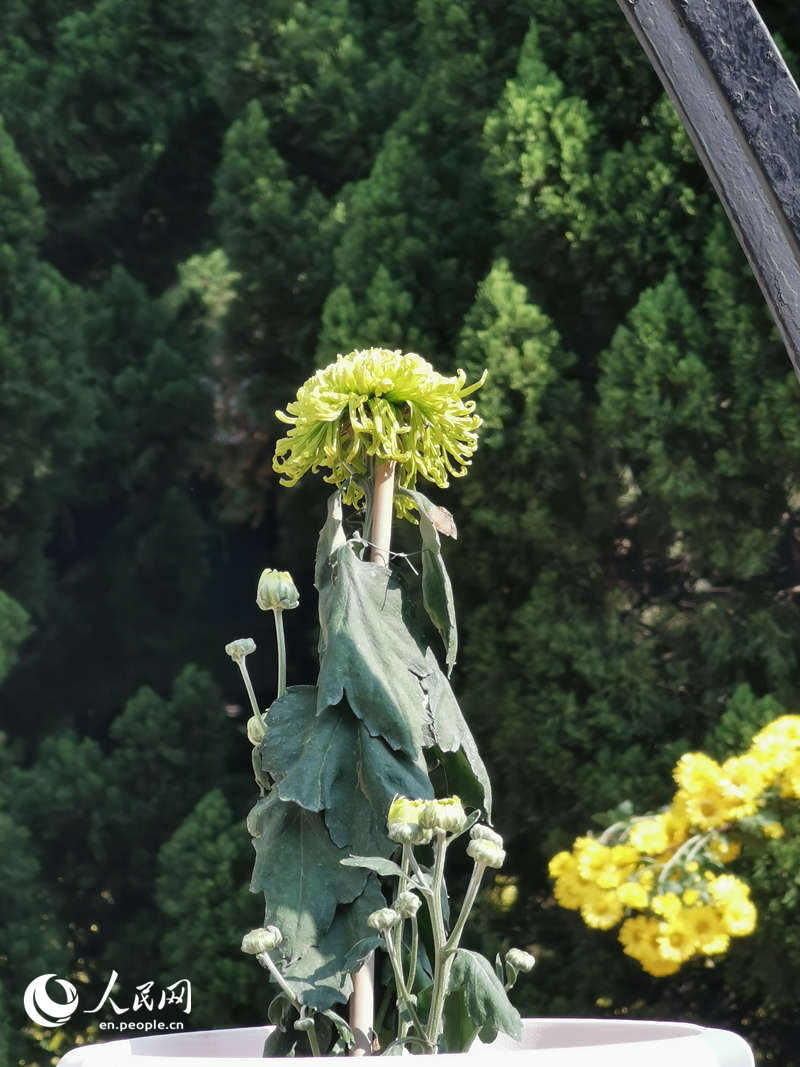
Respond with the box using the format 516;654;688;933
617;880;650;910
707;875;757;936
673;755;738;830
656;919;695;963
273;348;486;519
629;816;669;856
580;886;624;930
779;754;800;799
681;905;730;956
749;716;800;787
618;916;681;976
708;836;741;864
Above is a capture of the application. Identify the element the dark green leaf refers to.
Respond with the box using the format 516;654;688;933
403;488;458;673
263;1026;299;1057
446;949;522;1046
316;539;432;758
282;880;385;1010
262;685;432;856
314;492;347;592
419;651;492;818
248;791;367;962
340;855;407;879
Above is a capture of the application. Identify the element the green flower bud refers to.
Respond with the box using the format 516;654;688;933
241;926;283;954
395;891;421;918
367;907;401;932
466;838;506;869
247;715;266;746
419;796;467;833
257;569;299;612
225;637;256;663
387;796;433;845
470;824;504;849
505;948;535;973
294;1017;316;1033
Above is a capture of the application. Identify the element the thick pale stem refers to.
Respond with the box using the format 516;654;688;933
349;460;396;1055
273;609;287;699
349;953;375;1056
369;461;396;567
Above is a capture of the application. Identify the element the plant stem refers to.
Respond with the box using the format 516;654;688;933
349;459;395;1055
369;461;395;567
383;931;431;1051
407;916;419;996
273;608;287;699
305;1023;321;1057
349;953;374;1056
423;833;450;1049
256;951;300;1009
238;660;264;728
444;862;485;952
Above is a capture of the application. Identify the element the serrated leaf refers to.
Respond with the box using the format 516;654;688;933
322;1008;355;1051
446;949;522;1046
248;791;367;962
314;491;347;591
316;539;431;758
282;880;385;1010
418;650;492;818
340;855;407;879
403;489;458;673
267;993;294;1030
263;1027;298;1057
262;685;432;856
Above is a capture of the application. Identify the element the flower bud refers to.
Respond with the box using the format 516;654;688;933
247;715;266;746
395;891;421;918
241;926;283;954
470;824;504;849
367;907;401;932
225;637;256;663
257;569;299;612
467;838;506;869
387;796;433;845
419;796;467;834
505;948;535;973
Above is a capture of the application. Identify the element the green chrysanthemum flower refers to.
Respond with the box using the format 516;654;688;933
273;348;486;519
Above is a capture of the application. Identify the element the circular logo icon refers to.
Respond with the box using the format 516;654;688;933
23;974;79;1028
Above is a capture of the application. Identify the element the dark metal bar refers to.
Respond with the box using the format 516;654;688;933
616;0;800;380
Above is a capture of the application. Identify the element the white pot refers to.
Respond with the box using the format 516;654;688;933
58;1018;753;1066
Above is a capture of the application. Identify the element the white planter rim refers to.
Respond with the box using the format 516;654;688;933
58;1017;754;1066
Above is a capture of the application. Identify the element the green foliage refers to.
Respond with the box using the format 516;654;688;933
261;686;432;857
443;949;522;1048
156;789;254;1029
3;1;800;1059
0;589;30;685
0;808;69;1065
0;117;95;613
242;490;491;1019
0;0;214;282
200;0;415;189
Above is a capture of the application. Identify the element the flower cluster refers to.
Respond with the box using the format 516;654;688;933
549;715;800;976
273;348;486;520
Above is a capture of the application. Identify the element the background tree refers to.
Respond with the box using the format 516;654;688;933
3;3;800;1063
